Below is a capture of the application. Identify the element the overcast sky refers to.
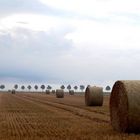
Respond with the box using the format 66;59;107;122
0;0;140;88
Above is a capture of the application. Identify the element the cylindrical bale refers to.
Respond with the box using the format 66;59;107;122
69;90;74;95
56;89;64;98
85;86;103;106
11;90;16;94
110;80;140;133
45;90;50;94
52;90;55;94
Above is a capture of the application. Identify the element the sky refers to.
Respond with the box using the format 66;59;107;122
0;0;140;90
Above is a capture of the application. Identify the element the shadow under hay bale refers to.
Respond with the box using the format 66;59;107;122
110;80;140;133
85;86;103;106
69;90;74;95
56;89;64;98
45;90;50;94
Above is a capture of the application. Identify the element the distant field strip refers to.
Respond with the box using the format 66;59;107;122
14;94;109;123
22;93;109;116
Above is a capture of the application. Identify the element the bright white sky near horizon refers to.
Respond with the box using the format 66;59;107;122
0;0;140;89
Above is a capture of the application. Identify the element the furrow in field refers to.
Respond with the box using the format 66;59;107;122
14;94;109;123
24;93;109;116
0;94;49;139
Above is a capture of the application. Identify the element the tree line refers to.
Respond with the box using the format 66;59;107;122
0;84;111;92
0;84;85;92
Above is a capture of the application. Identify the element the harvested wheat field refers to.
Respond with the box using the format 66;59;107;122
0;92;140;140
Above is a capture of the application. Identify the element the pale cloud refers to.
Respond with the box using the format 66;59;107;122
39;0;140;18
0;0;140;88
0;14;76;32
66;19;140;50
2;13;140;51
0;27;74;83
0;0;51;17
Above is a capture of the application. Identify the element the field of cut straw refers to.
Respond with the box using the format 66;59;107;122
0;92;140;140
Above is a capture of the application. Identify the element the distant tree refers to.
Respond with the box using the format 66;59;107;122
106;86;111;91
14;84;18;90
40;85;45;91
47;85;52;90
21;85;25;91
67;85;71;91
34;85;38;91
74;86;78;91
80;85;85;92
27;85;32;91
0;85;5;90
60;85;65;90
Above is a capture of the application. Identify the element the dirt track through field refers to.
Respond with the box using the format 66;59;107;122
0;93;140;140
14;94;109;123
21;93;109;116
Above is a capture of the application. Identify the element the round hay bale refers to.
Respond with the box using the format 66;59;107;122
110;80;140;133
45;90;50;94
52;90;55;94
85;86;103;106
69;90;74;95
56;89;64;98
11;90;15;94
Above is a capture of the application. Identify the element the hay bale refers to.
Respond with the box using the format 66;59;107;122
11;90;15;94
45;90;50;94
85;86;103;106
52;90;55;94
69;90;74;95
110;80;140;133
56;89;64;98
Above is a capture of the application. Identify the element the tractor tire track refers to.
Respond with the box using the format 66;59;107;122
21;94;109;116
14;94;109;124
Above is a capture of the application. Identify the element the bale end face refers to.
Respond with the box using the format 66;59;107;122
11;90;16;94
85;86;103;106
56;89;64;98
110;80;140;133
110;81;129;132
46;90;50;94
52;90;55;94
69;90;74;95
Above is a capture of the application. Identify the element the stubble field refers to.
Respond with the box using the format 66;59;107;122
0;92;139;140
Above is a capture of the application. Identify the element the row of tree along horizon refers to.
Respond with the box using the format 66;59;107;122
0;84;85;92
0;84;111;92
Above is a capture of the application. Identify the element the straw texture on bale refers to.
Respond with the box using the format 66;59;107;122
69;90;74;95
45;90;50;94
110;80;140;133
85;86;103;106
56;89;64;98
11;90;15;94
52;90;55;94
